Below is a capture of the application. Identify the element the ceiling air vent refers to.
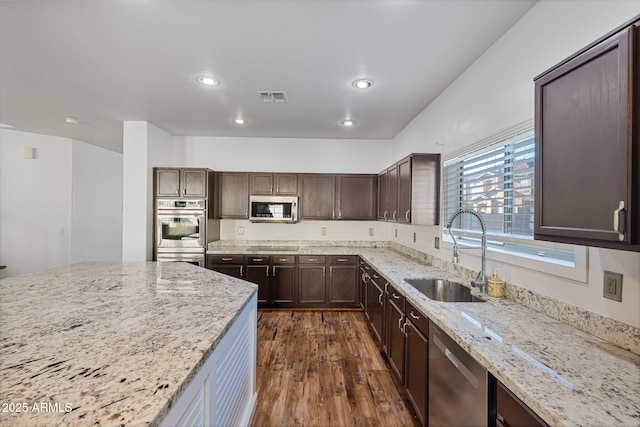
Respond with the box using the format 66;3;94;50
257;91;288;103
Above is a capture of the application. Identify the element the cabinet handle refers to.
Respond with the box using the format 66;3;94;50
378;290;384;304
613;201;626;241
240;266;243;277
270;184;273;193
410;311;420;320
221;257;233;261
278;258;288;262
276;185;280;193
405;210;410;222
392;211;397;220
398;316;404;332
402;320;409;337
339;209;342;219
322;266;326;278
266;266;270;276
332;209;335;219
253;258;264;262
337;258;349;262
383;210;388;220
307;258;318;262
373;273;380;279
245;209;248;216
392;293;400;300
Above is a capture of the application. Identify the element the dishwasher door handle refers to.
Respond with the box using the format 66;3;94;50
433;334;479;389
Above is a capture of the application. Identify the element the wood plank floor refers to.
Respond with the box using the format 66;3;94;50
251;310;420;427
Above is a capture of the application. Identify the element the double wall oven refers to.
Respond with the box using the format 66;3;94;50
155;199;207;267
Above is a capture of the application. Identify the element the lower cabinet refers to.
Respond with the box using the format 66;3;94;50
206;255;244;279
369;276;386;344
492;377;548;427
298;256;327;305
245;256;270;305
327;256;358;306
271;255;296;305
385;283;405;382
404;301;429;426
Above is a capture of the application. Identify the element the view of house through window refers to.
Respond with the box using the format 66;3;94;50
443;128;574;263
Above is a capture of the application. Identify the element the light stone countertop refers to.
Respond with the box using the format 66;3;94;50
208;245;640;427
0;262;257;426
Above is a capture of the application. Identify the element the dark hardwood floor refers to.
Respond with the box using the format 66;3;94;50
251;310;420;427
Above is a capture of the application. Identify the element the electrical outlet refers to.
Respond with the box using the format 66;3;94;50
368;228;375;236
434;236;440;249
603;271;623;302
238;226;244;235
321;227;327;236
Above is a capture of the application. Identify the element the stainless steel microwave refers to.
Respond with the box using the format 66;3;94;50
249;195;298;223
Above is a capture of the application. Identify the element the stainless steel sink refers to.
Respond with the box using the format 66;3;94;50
405;278;485;302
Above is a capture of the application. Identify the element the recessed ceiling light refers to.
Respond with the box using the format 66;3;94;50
197;76;219;87
64;117;79;124
340;119;356;127
233;118;247;125
352;79;373;89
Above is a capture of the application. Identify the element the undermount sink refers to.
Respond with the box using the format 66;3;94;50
405;278;485;303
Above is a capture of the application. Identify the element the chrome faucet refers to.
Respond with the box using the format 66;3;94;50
446;209;487;292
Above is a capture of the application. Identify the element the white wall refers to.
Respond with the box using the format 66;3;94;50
122;122;175;261
71;141;123;263
177;136;392;173
0;130;72;277
389;0;640;327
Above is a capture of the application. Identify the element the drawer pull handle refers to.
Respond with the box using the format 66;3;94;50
253;258;264;262
221;257;233;261
392;293;400;300
410;311;420;320
373;274;380;279
308;258;318;262
279;258;289;262
337;258;349;262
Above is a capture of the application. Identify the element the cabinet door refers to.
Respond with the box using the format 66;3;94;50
245;264;270;305
369;278;385;344
272;265;296;305
387;165;399;221
405;320;428;426
219;172;250;218
397;157;412;223
156;169;181;197
328;265;357;305
298;265;326;305
300;174;336;219
209;265;243;279
377;170;389;220
251;173;274;195
336;175;377;220
535;25;637;247
183;169;208;197
386;299;405;382
275;174;298;195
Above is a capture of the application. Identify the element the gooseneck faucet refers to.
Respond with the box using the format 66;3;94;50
446;209;487;292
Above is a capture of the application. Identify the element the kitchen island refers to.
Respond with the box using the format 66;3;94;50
0;262;257;426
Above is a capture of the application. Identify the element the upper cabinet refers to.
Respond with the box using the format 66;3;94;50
534;17;639;251
155;168;210;198
300;174;336;219
218;172;250;219
378;154;441;225
250;173;298;196
336;175;377;220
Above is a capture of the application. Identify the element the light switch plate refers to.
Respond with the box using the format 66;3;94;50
603;271;623;302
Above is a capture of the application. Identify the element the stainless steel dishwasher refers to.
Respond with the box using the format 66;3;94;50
429;322;487;426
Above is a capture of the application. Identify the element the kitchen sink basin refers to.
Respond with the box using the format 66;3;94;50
405;278;485;303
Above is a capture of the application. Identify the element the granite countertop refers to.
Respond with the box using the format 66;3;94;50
208;245;640;427
0;262;257;426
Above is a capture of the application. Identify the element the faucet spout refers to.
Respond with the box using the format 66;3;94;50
446;209;487;292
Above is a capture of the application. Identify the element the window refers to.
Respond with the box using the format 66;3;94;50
443;126;575;264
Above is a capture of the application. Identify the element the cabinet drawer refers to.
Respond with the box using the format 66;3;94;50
298;255;326;264
330;255;357;265
406;300;428;337
208;254;243;264
387;283;405;309
272;255;296;264
246;255;270;265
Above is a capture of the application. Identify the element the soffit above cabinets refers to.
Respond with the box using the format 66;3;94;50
0;0;537;152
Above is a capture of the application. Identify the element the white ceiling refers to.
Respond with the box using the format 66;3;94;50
0;0;537;153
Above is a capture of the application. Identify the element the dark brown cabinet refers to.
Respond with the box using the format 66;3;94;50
534;18;639;251
327;256;358;305
377;154;440;225
155;168;210;198
251;173;298;196
218;172;250;218
298;255;326;305
336;175;377;220
245;256;270;305
206;255;244;279
494;379;548;427
369;276;385;344
271;255;296;305
300;174;336;219
385;284;405;382
404;301;429;426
